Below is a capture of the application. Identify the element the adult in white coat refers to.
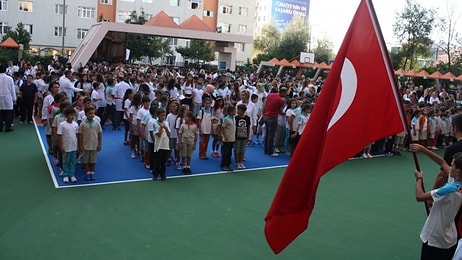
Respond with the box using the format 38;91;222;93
0;64;17;132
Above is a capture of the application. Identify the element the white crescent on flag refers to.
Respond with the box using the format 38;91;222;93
328;58;357;130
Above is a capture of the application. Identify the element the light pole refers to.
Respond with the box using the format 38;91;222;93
61;0;66;57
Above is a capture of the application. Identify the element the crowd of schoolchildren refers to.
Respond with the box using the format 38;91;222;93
9;58;462;183
399;83;462;154
3;59;326;182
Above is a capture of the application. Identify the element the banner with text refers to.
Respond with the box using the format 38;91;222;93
272;0;310;31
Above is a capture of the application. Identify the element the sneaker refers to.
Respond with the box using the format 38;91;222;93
85;174;92;181
240;163;246;169
90;174;95;180
200;157;209;160
361;153;368;158
70;176;77;182
269;153;279;157
63;176;69;183
274;148;281;153
131;152;136;159
176;163;182;170
54;158;59;165
367;153;373;158
59;169;64;176
236;164;243;169
221;166;233;172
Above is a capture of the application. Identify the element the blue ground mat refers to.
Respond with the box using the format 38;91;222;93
36;125;290;188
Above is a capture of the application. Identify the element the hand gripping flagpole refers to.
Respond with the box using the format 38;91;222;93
366;0;430;216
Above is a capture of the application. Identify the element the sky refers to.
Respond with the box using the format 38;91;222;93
309;0;461;51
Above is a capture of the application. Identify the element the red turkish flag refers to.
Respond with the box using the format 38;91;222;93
264;0;406;254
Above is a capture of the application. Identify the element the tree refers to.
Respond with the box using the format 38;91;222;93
252;16;310;64
253;23;280;56
436;0;461;72
176;40;214;64
276;16;310;60
312;39;334;63
149;37;173;64
1;22;32;53
393;0;435;69
125;10;149;60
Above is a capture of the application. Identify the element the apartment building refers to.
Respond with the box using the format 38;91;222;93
0;0;255;66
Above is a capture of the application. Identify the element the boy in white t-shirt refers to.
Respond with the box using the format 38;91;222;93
57;107;79;183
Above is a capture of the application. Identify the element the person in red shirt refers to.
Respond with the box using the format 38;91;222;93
262;87;287;156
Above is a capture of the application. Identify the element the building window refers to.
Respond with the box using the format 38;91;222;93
185;40;190;48
18;1;32;12
170;16;180;24
170;38;178;46
77;28;88;39
235;43;245;52
170;0;179;6
189;0;201;10
221;5;232;14
238;7;248;16
203;10;213;17
238;24;247;34
100;0;112;5
24;24;33;35
55;4;67;15
0;0;8;11
78;7;95;19
218;23;231;33
117;11;131;22
54;26;66;37
0;22;9;34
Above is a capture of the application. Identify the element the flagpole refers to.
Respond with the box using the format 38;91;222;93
365;0;429;215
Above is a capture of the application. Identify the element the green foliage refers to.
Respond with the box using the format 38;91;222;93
252;53;274;65
312;39;334;63
253;24;280;54
0;49;18;63
176;40;214;62
149;37;173;63
253;17;333;64
276;16;310;60
437;61;462;76
124;10;172;62
435;2;460;73
1;22;32;53
125;11;147;60
392;0;435;69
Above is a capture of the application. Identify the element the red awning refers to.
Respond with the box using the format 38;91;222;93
415;70;430;78
0;37;19;48
428;71;443;79
440;72;456;81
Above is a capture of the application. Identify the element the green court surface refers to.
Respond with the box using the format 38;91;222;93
0;119;438;259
